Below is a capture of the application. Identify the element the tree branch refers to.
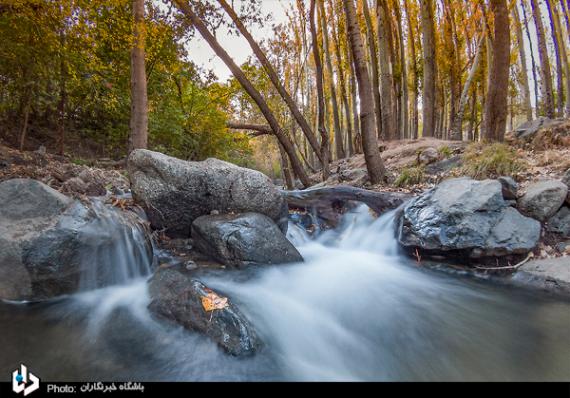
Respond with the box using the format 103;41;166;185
226;121;272;136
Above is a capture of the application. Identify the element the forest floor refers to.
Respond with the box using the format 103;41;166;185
315;120;570;196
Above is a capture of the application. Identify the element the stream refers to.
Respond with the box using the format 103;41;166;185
1;206;569;381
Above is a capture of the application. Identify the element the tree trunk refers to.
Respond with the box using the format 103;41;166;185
561;0;570;43
512;4;533;121
173;0;311;188
394;3;408;140
343;0;386;184
19;97;31;151
552;0;570;116
468;90;477;141
331;4;354;156
345;11;361;154
362;0;383;140
57;27;66;156
450;35;484;140
530;0;555;118
218;0;323;163
319;0;345;159
376;0;396;140
444;0;462;140
309;0;331;181
277;142;295;190
545;0;565;117
128;0;148;153
483;0;510;142
420;0;436;137
521;0;541;115
404;0;419;139
349;52;361;153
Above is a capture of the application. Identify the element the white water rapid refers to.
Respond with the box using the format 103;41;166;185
1;205;569;381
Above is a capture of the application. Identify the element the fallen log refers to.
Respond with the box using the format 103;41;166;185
283;185;413;227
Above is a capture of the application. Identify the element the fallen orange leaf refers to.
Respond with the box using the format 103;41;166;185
201;291;229;312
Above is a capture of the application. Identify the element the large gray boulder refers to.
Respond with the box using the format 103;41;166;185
518;180;568;221
547;207;570;237
148;266;261;356
191;212;303;267
397;178;541;258
128;149;287;237
0;179;153;301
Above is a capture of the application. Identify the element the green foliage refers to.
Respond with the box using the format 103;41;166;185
438;145;453;158
0;0;252;166
394;165;425;187
461;143;526;179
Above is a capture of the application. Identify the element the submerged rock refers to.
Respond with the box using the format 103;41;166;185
0;178;153;301
397;177;541;259
127;149;287;237
517;180;568;222
192;212;303;267
148;266;261;356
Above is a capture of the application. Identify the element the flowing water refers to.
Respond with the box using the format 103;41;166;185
1;205;569;381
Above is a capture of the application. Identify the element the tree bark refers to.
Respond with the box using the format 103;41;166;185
545;0;565;117
173;0;311;187
404;0;419;139
310;0;331;180
129;0;148;153
218;0;323;163
331;3;354;156
349;50;361;153
343;0;386;184
319;0;345;159
530;0;555;118
362;0;383;140
57;25;66;156
226;121;272;135
483;0;510;142
277;142;295;190
551;0;570;116
450;35;484;140
521;0;541;114
512;4;533;121
19;97;31;151
444;0;461;140
344;12;361;154
468;89;477;141
376;0;396;141
394;4;408;140
420;0;436;137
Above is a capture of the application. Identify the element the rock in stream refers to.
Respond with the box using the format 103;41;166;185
148;265;261;357
0;178;153;301
397;177;541;259
128;149;287;237
192;212;303;267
